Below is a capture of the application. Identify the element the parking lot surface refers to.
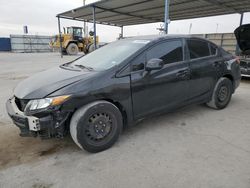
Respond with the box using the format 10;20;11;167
0;53;249;188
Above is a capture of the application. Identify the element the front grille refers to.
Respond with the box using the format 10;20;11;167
15;97;29;112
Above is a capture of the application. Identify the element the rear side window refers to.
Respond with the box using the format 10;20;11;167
187;39;210;59
147;40;183;64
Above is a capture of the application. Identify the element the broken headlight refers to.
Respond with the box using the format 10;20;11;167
24;95;70;112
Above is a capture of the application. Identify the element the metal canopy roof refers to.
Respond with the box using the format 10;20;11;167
57;0;250;27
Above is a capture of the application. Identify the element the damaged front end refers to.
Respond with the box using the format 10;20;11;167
6;96;71;139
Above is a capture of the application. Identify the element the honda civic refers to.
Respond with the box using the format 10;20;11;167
6;35;241;152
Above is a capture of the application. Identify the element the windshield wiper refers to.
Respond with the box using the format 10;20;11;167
74;64;94;71
60;62;75;69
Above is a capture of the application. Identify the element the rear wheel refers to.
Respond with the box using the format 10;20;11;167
87;43;99;53
206;77;233;109
66;43;79;55
70;101;123;153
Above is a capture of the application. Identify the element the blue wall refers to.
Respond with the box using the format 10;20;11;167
0;38;11;51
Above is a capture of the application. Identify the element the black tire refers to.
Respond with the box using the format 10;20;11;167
66;43;79;55
87;43;99;54
206;77;233;109
70;101;123;153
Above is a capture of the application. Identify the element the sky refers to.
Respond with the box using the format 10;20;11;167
0;0;250;42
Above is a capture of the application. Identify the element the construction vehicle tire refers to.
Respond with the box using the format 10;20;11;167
88;43;99;53
66;43;79;55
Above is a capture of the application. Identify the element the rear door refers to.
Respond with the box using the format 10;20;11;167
186;39;221;102
130;39;191;119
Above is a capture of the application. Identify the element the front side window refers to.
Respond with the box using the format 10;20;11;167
146;40;183;64
187;39;210;59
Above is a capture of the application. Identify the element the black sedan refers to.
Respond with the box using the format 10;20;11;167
6;35;241;152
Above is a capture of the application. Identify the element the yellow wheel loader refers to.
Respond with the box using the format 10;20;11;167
50;26;99;55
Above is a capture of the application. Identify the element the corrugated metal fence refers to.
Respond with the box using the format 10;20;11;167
10;35;52;53
193;33;237;54
1;33;238;54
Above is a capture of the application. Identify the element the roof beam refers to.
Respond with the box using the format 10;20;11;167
94;5;160;23
89;5;164;21
58;16;121;27
100;16;160;25
73;0;201;23
111;0;155;11
74;0;197;21
99;3;231;23
202;0;241;13
73;0;156;21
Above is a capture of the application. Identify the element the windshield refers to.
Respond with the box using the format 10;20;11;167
71;39;150;71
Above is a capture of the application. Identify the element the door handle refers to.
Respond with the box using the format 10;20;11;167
176;70;190;78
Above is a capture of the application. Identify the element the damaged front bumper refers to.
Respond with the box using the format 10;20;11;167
6;97;69;139
240;67;250;77
240;59;250;77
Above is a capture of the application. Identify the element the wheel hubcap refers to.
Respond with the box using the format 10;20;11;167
72;47;76;52
85;113;112;141
218;86;228;102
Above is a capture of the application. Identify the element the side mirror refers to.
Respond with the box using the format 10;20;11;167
145;58;164;71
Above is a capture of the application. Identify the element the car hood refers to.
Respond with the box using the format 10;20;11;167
14;66;97;99
234;24;250;53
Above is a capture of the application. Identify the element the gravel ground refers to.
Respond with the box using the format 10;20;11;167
0;52;249;188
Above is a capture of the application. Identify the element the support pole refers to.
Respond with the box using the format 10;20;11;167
236;13;244;55
240;12;244;26
121;26;124;38
57;16;63;58
164;0;170;34
83;0;88;37
92;6;97;50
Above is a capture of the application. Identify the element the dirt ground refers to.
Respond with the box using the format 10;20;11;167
0;53;250;188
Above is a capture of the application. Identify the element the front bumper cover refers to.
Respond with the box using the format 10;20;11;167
6;97;69;138
6;98;40;135
240;67;250;77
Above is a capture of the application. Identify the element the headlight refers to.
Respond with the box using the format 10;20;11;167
25;95;70;112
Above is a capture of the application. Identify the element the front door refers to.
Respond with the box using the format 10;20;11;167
130;39;191;119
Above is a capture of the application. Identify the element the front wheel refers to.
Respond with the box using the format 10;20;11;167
206;77;233;109
70;101;123;153
66;43;79;55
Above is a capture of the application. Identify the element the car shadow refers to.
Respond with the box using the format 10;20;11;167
121;104;208;138
0;121;79;170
